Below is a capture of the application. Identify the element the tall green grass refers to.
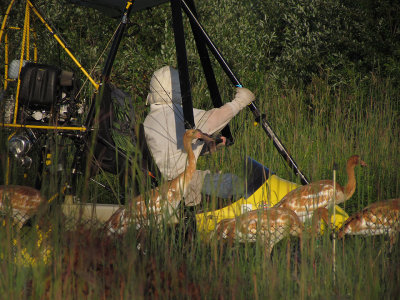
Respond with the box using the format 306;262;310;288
1;0;399;298
1;76;399;299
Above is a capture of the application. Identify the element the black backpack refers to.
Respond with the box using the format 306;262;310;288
87;82;160;195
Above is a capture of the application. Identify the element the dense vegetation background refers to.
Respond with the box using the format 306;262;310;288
1;0;399;217
3;0;400;97
0;1;399;298
0;0;399;217
3;0;397;191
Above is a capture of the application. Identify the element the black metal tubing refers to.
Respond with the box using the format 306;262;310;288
102;0;135;81
74;1;135;195
180;0;309;185
85;0;134;128
185;0;233;144
171;0;195;129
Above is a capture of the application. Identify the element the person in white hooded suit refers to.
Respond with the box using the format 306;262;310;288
143;66;255;206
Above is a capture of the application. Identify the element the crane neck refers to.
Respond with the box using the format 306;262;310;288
344;162;357;199
183;136;196;175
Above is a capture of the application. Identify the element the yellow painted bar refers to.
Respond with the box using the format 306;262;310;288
125;0;133;9
8;27;38;32
48;185;67;204
4;33;9;90
13;3;30;124
0;0;16;44
26;6;30;60
0;123;87;131
27;0;99;90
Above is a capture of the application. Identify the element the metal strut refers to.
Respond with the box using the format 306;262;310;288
180;0;309;185
185;0;234;144
171;0;195;129
102;0;135;81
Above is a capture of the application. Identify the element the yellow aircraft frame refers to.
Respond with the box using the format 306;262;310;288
0;0;99;131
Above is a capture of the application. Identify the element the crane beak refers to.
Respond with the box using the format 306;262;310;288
360;159;368;167
197;131;213;142
197;130;217;153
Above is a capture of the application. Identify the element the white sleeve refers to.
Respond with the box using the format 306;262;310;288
194;105;235;135
194;87;255;135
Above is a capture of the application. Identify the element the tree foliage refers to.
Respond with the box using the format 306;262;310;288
1;0;400;96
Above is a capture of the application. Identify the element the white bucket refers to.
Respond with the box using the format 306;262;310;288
8;59;29;79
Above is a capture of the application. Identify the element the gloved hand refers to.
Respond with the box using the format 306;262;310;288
233;87;255;110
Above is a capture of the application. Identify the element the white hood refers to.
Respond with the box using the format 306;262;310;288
146;66;182;105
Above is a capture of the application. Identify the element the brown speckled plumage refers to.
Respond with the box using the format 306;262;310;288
214;207;304;256
0;185;45;227
338;198;400;247
276;155;367;222
106;129;214;234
